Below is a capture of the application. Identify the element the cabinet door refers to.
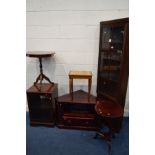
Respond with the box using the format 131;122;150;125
27;93;53;122
97;19;128;102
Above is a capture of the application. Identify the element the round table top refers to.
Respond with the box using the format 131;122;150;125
95;100;123;118
26;51;55;58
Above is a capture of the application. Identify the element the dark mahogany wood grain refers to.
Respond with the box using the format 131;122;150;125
95;100;123;118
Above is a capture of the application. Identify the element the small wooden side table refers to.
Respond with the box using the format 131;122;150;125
26;51;55;86
68;71;92;101
94;100;124;155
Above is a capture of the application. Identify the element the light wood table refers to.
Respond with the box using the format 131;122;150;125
69;71;92;101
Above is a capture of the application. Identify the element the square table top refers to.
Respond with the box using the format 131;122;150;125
69;71;92;78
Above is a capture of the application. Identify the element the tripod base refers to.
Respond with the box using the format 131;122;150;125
34;73;54;85
94;131;113;155
33;73;54;92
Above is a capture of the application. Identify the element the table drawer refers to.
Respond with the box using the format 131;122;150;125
63;116;96;127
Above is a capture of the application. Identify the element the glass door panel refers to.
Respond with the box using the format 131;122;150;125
99;25;125;82
101;26;111;50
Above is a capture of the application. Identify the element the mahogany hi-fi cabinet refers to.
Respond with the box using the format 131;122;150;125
26;83;58;127
55;90;98;131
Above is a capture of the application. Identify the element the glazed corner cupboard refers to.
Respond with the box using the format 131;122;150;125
97;18;129;108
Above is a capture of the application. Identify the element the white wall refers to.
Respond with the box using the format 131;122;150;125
26;0;129;116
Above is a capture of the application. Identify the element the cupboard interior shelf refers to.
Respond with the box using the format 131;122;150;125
102;41;123;44
102;59;120;65
100;49;123;53
100;66;120;71
99;76;119;83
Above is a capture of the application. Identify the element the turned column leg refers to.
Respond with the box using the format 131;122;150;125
39;57;43;84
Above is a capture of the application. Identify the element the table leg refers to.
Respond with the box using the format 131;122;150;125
94;131;112;155
88;78;92;101
34;74;42;85
34;57;54;85
69;78;73;100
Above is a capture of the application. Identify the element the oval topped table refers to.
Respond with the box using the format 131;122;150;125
26;51;55;87
94;99;124;155
95;100;123;118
